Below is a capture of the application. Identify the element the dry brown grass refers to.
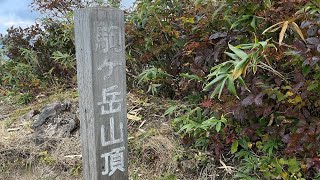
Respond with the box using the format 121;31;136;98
0;89;225;180
127;91;181;179
141;132;177;172
0;117;82;179
129;129;179;180
3;165;82;180
0;89;82;180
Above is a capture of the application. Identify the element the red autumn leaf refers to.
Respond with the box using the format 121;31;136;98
200;99;213;108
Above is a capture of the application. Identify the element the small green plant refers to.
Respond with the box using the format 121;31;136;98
69;164;82;176
138;67;172;95
178;113;227;134
16;93;34;105
168;105;227;149
158;174;178;180
235;148;304;180
39;151;55;166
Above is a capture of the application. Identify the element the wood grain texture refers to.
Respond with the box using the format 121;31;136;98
75;7;128;180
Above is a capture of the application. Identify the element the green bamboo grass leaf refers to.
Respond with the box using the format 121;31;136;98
228;43;248;60
218;77;228;100
196;108;202;121
259;41;268;49
230;15;251;29
216;122;222;132
253;63;258;74
179;123;195;134
212;4;226;19
237;76;251;93
250;16;256;30
237;43;253;50
227;74;239;99
202;117;219;126
164;105;178;116
210;82;223;98
288;159;300;173
204;74;226;91
209;61;234;73
225;52;239;61
307;83;318;91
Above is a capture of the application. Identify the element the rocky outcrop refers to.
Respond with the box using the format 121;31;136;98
21;101;79;140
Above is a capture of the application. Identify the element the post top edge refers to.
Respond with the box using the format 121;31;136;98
75;7;123;11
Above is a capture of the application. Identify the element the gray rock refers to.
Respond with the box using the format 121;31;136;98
31;102;62;129
20;109;40;122
61;118;77;137
46;123;58;137
209;32;227;40
311;56;320;66
306;37;320;45
300;20;311;29
0;114;10;121
61;101;72;111
307;25;318;36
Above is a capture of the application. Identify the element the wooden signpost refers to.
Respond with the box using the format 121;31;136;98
74;7;128;180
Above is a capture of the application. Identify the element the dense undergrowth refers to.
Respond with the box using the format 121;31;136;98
1;0;320;179
127;0;320;179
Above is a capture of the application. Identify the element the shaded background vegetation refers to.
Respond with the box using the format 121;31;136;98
1;0;320;179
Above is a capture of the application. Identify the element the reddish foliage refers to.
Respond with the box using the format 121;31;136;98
199;99;213;108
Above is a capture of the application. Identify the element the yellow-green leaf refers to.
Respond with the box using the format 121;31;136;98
231;140;238;154
232;69;243;80
288;159;300;173
264;0;271;8
232;58;249;79
216;122;222;132
288;96;302;104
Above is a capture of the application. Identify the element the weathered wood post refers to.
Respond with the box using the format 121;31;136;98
74;7;128;180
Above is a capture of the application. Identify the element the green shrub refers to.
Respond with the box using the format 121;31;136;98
127;0;320;179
